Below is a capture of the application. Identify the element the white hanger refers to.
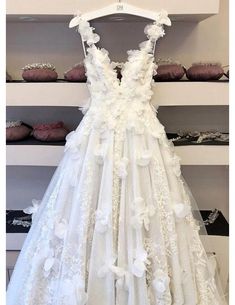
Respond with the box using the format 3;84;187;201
81;1;157;22
69;1;161;56
69;1;158;26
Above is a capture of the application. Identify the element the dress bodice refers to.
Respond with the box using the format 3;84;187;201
73;11;171;138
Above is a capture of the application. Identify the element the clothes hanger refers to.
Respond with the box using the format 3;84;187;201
69;1;164;57
69;1;158;25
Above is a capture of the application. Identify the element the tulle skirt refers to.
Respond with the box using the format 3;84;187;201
7;110;225;305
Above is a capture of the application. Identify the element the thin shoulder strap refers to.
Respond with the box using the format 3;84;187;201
143;10;172;55
72;15;100;58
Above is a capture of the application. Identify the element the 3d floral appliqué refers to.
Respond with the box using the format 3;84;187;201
95;209;111;233
136;150;152;166
23;199;41;222
54;219;68;239
132;249;151;278
131;197;156;231
117;157;129;178
153;269;170;297
173;203;191;219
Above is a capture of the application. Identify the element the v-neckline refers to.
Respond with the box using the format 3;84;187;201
85;21;155;86
93;44;150;86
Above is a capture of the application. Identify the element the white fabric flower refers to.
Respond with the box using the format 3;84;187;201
64;131;81;157
132;250;150;278
126;118;145;135
170;154;181;177
156;10;171;26
97;257;117;278
136;150;152;166
144;23;165;40
131;198;156;231
117;157;129;178
77;19;100;46
97;257;129;289
54;219;68;239
70;13;100;45
152;269;170;297
151;124;165;139
44;257;56;277
173;203;191;219
23;199;41;222
111;61;124;70
94;143;108;165
92;118;108;134
116;270;130;291
95;209;111;233
43;250;59;278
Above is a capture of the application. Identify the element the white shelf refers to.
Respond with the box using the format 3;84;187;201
6;82;229;107
6;0;220;22
7;145;63;166
176;146;229;166
6;145;228;166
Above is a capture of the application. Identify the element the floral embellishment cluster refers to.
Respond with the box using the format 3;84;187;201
23;199;41;222
153;269;170;297
43;249;59;278
64;130;82;156
173;203;191;220
131;197;156;231
136;150;152;166
95;208;111;233
132;249;151;277
144;9;171;41
117;157;129;178
70;12;100;46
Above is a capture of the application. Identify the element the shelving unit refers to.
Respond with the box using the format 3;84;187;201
6;82;229;107
6;0;220;22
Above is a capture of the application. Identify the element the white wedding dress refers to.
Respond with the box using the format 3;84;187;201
7;10;225;305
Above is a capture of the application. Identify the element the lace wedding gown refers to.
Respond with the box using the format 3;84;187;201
7;10;224;305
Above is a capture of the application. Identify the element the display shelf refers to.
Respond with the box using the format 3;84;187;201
176;145;228;165
6;82;229;107
6;0;220;22
6;145;229;166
